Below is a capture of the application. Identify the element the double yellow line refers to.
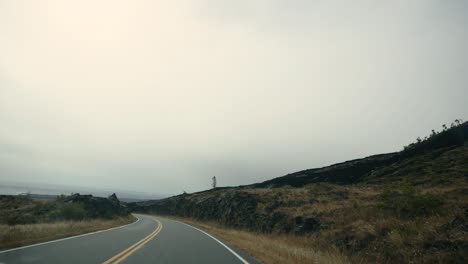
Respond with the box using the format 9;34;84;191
102;218;163;264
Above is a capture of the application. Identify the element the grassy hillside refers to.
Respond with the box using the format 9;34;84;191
133;120;468;263
255;120;468;188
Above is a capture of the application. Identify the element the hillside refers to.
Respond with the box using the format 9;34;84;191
131;121;468;263
255;120;468;187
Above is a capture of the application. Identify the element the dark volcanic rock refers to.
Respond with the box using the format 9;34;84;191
133;191;259;227
131;190;317;233
293;216;321;233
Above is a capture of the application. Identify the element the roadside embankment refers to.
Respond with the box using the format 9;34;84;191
0;193;135;250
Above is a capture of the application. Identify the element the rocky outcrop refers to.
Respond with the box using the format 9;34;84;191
130;190;320;234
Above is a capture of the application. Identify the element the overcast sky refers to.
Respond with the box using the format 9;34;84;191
1;0;467;195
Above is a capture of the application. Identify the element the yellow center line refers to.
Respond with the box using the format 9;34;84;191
102;218;163;264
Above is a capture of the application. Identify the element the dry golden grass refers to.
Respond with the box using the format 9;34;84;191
163;216;352;264
135;146;468;263
0;215;136;250
162;179;467;263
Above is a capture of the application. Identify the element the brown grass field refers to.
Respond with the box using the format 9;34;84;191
0;215;136;250
167;216;352;264
156;172;467;264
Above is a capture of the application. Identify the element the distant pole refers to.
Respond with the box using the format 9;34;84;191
212;176;217;189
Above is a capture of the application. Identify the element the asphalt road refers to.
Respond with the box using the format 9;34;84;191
0;214;258;264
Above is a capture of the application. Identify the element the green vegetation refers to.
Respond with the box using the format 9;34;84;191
403;119;464;152
378;183;444;218
0;193;128;226
0;193;134;249
52;202;87;220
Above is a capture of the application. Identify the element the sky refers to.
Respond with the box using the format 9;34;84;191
1;0;467;196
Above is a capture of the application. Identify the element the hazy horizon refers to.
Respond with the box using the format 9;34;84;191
1;1;467;195
0;180;165;199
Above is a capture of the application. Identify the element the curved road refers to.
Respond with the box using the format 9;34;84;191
0;215;258;264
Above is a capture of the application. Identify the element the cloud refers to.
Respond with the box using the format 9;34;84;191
1;0;467;195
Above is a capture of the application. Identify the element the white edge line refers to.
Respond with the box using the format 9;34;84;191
173;219;250;264
0;215;140;254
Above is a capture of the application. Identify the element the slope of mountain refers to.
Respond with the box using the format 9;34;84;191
255;120;468;187
131;121;468;263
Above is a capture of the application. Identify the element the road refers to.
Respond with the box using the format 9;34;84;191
0;214;258;264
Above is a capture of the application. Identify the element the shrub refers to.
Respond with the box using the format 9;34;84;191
6;215;21;226
6;213;35;225
378;184;444;218
55;203;87;220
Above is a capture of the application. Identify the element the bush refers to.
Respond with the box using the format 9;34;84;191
55;203;88;220
378;184;444;218
6;213;36;225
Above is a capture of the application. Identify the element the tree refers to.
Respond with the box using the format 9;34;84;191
212;176;217;189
